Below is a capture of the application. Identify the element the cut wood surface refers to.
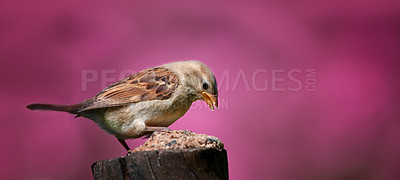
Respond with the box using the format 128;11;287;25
92;130;228;180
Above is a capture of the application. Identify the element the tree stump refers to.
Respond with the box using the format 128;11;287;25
91;130;228;180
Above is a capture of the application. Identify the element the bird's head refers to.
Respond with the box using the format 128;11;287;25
164;60;218;111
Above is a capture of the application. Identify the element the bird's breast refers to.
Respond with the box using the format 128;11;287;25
136;98;192;127
102;92;193;138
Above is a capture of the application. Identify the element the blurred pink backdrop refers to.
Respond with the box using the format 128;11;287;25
1;0;400;180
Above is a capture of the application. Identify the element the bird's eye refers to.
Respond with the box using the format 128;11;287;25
202;82;209;90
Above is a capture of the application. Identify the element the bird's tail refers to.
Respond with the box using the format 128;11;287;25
26;103;81;114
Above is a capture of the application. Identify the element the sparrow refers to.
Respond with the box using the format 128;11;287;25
27;60;218;152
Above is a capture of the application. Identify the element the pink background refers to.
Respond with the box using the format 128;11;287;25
1;1;400;180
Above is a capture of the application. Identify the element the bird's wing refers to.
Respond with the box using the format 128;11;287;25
78;67;179;112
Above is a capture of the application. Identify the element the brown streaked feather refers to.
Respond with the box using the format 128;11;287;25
78;67;179;112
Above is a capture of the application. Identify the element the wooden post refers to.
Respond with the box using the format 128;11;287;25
92;148;228;180
91;130;228;180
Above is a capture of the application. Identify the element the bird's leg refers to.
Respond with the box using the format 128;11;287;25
117;138;132;153
117;127;170;153
144;126;172;132
142;126;172;139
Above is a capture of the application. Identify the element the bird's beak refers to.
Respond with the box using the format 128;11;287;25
202;92;218;111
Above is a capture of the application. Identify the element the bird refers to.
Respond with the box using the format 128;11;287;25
26;60;218;152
